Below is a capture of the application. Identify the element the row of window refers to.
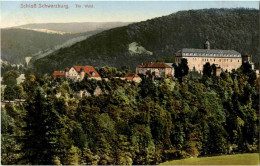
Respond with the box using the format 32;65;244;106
183;53;240;57
191;64;240;68
202;58;240;63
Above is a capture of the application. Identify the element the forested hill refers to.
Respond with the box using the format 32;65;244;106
33;8;259;74
1;28;99;64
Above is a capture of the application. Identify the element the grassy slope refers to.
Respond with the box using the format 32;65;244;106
160;153;259;165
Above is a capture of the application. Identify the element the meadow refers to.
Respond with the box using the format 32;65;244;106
161;153;259;165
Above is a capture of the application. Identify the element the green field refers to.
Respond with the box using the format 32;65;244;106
161;153;259;165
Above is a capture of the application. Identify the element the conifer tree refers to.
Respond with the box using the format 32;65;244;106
20;87;64;164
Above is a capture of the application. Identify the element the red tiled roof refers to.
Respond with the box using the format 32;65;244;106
73;66;100;77
52;71;65;77
125;73;139;80
137;62;171;68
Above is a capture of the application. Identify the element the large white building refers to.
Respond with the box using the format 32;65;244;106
175;39;244;73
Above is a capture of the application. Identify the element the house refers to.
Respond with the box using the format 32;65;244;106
52;66;101;82
65;66;101;81
52;71;65;80
125;73;142;83
136;62;173;78
175;39;243;73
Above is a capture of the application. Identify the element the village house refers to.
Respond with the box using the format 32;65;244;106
52;66;101;81
136;62;173;78
175;39;249;73
52;71;65;80
125;73;142;83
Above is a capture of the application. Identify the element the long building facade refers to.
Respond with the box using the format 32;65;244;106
175;39;243;73
136;62;173;78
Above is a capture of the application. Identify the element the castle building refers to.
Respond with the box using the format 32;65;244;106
175;39;243;73
136;62;173;78
52;66;101;81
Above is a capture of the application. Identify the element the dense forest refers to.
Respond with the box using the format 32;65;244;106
33;8;260;74
1;62;259;165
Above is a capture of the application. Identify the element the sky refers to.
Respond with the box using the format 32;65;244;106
1;1;259;28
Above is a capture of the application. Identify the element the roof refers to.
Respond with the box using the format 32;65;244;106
137;62;172;68
165;63;173;68
242;52;249;57
177;48;241;58
125;73;139;80
52;71;65;77
73;66;100;77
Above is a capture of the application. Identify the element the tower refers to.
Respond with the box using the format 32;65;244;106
80;67;85;81
204;38;210;50
65;67;69;80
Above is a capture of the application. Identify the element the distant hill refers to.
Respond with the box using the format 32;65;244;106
15;22;132;33
1;22;131;64
33;8;259;74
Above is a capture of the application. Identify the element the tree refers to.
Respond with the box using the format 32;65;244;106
203;62;212;77
165;57;175;63
2;70;20;86
241;62;256;85
174;58;189;83
99;65;119;79
212;64;217;76
13;84;25;99
4;86;16;101
20;87;64;164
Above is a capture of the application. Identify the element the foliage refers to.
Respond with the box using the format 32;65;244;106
4;86;16;101
2;70;20;86
2;64;259;165
174;58;189;83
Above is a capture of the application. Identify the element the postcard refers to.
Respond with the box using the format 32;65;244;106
1;1;259;165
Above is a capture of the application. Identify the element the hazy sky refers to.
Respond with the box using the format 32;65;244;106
1;1;259;28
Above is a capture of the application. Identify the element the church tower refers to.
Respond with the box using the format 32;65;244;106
204;38;210;50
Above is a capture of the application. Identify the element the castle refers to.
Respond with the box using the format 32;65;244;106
175;39;253;73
